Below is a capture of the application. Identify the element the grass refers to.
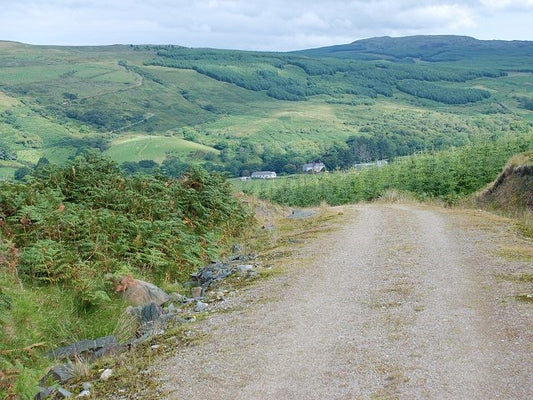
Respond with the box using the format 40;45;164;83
496;246;533;262
0;272;129;399
103;134;219;163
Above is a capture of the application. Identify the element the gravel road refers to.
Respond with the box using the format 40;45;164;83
159;204;533;399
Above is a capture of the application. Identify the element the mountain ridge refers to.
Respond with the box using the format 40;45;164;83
296;34;533;62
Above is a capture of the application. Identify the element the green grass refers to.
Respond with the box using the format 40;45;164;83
103;134;219;163
0;166;16;179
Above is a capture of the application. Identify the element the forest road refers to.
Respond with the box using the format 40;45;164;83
159;204;533;399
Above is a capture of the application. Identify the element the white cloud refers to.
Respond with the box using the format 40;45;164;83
480;0;533;11
0;0;531;50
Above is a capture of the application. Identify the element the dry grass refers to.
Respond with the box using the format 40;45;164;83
377;189;418;204
496;246;533;262
0;91;20;107
506;150;533;168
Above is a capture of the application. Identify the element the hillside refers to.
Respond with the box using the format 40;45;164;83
478;150;533;214
297;35;533;65
0;36;532;178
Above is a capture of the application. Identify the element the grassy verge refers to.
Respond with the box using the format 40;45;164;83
0;154;253;399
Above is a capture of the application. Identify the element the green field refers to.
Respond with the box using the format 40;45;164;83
103;134;219;163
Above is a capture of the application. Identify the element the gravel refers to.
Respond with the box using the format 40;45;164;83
157;204;533;399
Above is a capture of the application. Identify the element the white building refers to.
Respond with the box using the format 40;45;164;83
302;162;326;173
251;171;277;179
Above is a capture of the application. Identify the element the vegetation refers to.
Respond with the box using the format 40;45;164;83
0;153;252;398
0;36;532;179
396;80;490;104
240;133;533;207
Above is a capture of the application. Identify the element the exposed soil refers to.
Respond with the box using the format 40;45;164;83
158;204;533;399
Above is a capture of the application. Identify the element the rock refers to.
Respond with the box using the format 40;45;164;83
191;261;234;287
57;387;73;398
77;390;91;398
35;387;73;399
232;243;243;254
194;301;208;312
120;278;170;306
140;302;163;323
125;305;143;319
237;264;254;273
100;368;113;381
166;302;176;313
47;336;119;361
40;364;75;385
34;386;53;400
82;382;92;391
230;253;257;262
167;292;185;303
190;286;203;298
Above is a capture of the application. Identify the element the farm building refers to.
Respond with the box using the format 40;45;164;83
302;162;326;173
251;171;277;179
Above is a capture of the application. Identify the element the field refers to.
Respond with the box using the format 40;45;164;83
103;134;219;163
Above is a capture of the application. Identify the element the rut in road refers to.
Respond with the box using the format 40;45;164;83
159;204;532;399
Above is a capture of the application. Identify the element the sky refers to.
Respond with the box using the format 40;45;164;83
0;0;532;51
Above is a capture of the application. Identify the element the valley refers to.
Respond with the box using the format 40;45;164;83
0;36;531;178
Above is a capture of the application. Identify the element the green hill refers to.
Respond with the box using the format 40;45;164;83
0;36;532;178
297;35;533;65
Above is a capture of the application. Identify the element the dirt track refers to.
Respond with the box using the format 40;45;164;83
159;204;533;399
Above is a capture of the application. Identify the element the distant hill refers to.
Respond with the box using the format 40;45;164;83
0;35;532;178
297;35;533;65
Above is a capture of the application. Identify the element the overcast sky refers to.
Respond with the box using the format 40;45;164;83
1;0;532;51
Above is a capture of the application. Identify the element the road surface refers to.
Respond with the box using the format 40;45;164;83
159;204;533;399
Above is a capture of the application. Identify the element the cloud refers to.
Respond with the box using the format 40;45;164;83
479;0;533;11
0;0;530;50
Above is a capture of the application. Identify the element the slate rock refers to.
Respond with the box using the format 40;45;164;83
40;364;75;385
140;302;163;323
191;261;234;287
34;386;72;400
34;386;53;400
57;387;73;398
195;301;208;312
190;286;203;298
47;336;118;360
230;253;257;262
